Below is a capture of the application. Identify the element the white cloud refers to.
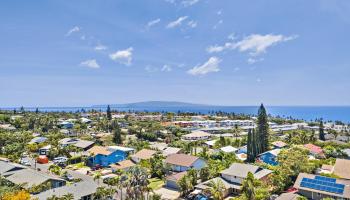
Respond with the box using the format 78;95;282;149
95;44;107;51
234;34;298;56
147;18;161;28
80;35;86;40
166;16;188;28
80;59;100;69
187;20;197;28
217;10;222;15
206;42;234;53
65;26;80;36
187;57;221;76
234;67;240;72
109;47;133;66
145;65;158;73
182;0;200;7
161;65;172;72
164;0;176;3
247;57;264;64
206;34;298;56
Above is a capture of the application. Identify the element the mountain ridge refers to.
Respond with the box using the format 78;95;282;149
92;101;215;108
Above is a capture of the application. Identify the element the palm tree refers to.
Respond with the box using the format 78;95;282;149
232;124;241;139
241;172;257;200
93;172;102;185
46;195;60;200
178;175;193;196
62;193;74;200
205;179;226;200
48;164;62;176
126;166;149;199
94;186;108;200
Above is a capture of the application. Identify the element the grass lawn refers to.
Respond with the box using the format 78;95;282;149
148;178;164;190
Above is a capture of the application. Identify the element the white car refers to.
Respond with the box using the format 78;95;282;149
53;157;68;164
20;158;31;166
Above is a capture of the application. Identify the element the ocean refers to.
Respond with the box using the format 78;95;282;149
1;106;350;123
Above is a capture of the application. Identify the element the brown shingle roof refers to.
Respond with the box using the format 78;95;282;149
88;146;111;156
110;160;136;170
165;153;199;167
132;149;157;160
333;159;350;180
167;171;187;182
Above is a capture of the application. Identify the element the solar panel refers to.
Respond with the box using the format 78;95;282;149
300;177;345;195
315;175;336;183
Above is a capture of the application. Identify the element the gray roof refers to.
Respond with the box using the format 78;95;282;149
221;163;259;178
34;181;98;200
29;137;47;144
220;163;272;179
5;168;64;188
0;161;26;175
275;193;301;200
162;147;182;156
59;138;79;145
196;177;241;190
59;138;94;149
74;140;94;149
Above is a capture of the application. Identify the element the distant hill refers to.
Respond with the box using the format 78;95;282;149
92;101;212;108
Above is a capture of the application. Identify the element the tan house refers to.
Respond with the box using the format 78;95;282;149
110;160;136;171
131;149;157;163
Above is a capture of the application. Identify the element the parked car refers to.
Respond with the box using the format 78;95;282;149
37;155;49;164
92;164;102;171
20;159;31;166
53;157;68;164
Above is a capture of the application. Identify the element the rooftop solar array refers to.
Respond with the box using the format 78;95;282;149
301;176;345;195
315;175;336;183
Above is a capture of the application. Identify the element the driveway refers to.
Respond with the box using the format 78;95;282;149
154;187;181;200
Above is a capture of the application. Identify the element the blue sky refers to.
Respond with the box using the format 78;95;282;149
1;0;350;107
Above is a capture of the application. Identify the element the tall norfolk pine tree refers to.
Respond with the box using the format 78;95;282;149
106;105;112;120
247;129;257;162
247;104;270;162
319;120;325;141
257;104;269;153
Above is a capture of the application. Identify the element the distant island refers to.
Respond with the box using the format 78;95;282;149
92;101;213;108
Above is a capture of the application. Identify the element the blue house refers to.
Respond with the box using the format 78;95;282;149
257;149;281;166
87;146;134;167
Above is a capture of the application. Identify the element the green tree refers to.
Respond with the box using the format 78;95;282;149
241;172;269;200
319;120;325;141
205;180;226;200
178;175;193;196
93;172;102;184
241;172;256;200
62;193;74;200
187;168;198;186
199;167;210;182
257;104;269;153
48;164;62;176
247;129;257;162
106;105;112;120
113;123;122;144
